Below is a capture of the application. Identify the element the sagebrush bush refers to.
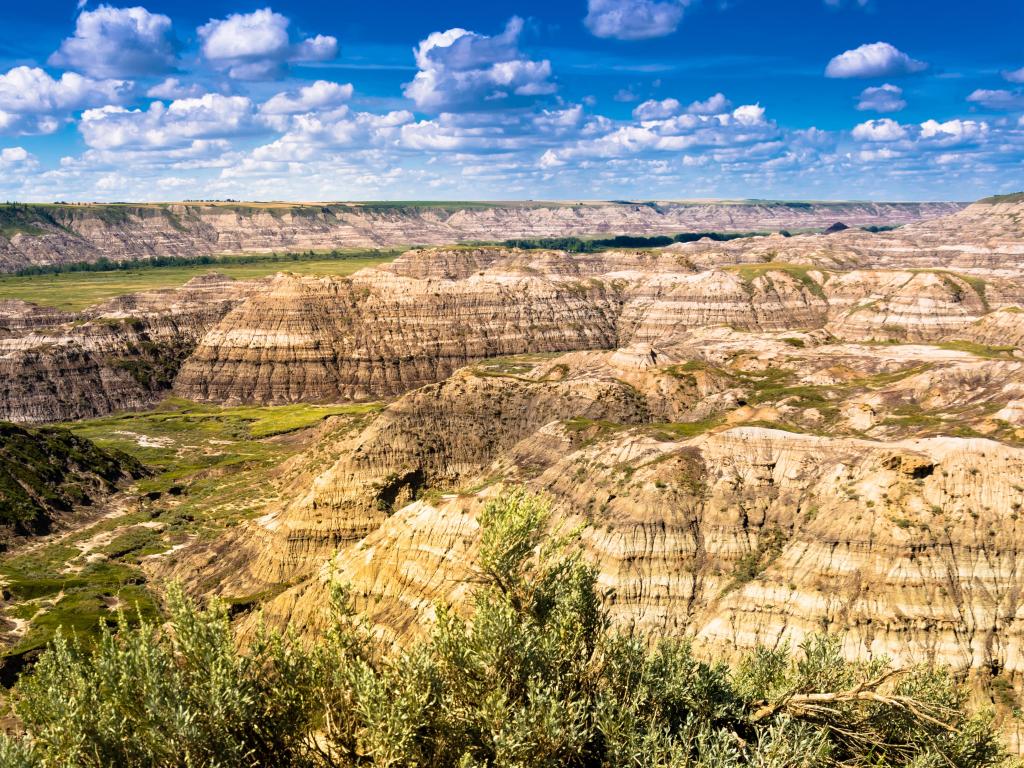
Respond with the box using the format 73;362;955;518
0;487;1013;767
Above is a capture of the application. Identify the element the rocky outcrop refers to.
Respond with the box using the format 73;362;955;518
250;420;1024;696
174;270;625;404
823;270;990;342
0;201;963;273
620;268;828;344
175;348;715;588
949;307;1024;349
0;274;255;422
173;250;1024;408
2;200;1021;422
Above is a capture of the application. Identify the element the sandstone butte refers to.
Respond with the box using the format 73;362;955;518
5;196;1024;744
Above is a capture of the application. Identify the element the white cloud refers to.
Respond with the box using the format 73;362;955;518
856;84;906;112
0;146;36;170
539;101;779;168
967;89;1024;111
198;8;338;80
633;98;681;120
403;17;555;111
0;66;131;135
146;77;203;100
732;104;766;125
919;119;988;145
1004;68;1024;84
825;42;927;79
261;80;353;115
240;108;412;162
0;146;37;193
49;5;177;79
687;92;731;115
851;118;907;142
584;0;692;41
533;105;584;132
79;93;259;150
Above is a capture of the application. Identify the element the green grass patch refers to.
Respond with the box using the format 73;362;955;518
727;263;827;300
0;252;397;311
979;192;1024;204
646;417;724;441
936;340;1016;359
1;396;385;660
62;398;382;494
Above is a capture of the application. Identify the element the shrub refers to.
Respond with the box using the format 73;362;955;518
0;488;1011;767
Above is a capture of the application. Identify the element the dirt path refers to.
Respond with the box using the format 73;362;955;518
11;491;141;558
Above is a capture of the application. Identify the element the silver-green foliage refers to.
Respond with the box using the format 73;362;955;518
0;487;1013;767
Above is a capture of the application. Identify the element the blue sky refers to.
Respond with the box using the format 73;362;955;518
0;0;1022;202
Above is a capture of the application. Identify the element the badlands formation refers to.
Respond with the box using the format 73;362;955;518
0;200;961;272
146;198;1024;693
5;196;1024;717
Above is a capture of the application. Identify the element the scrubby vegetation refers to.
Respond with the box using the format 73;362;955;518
0;489;1011;767
0;423;144;537
980;193;1024;204
9;248;402;278
501;231;776;252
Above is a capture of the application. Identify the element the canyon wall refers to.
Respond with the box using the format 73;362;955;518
0;274;256;422
0;200;964;272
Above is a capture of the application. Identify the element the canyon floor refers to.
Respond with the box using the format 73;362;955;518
3;197;1024;744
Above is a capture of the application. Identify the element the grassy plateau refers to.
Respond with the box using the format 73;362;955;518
0;251;398;311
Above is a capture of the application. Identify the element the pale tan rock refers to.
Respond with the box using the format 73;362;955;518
0;274;256;422
0;201;963;273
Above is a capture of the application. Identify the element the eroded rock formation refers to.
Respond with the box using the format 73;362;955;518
0;274;256;422
0;201;963;273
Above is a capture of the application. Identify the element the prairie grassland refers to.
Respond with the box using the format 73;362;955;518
0;398;383;660
0;252;396;311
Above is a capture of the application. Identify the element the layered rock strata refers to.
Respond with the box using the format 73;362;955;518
0;201;963;273
0;274;255;422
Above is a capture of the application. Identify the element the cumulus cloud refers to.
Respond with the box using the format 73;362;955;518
687;92;731;114
851;116;991;149
0;66;131;135
633;98;681;120
732;104;766;125
825;42;927;79
403;17;555;111
261;80;353;115
533;105;584;133
539;101;777;167
584;0;692;41
967;89;1024;111
229;108;413;169
851;118;907;142
198;8;338;80
919;118;988;145
1005;68;1024;84
49;5;177;79
79;93;260;150
146;77;203;100
856;84;906;112
0;146;36;170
